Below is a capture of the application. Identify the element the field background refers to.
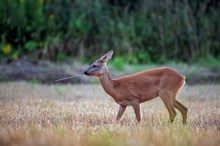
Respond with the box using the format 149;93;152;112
0;0;220;146
0;82;220;146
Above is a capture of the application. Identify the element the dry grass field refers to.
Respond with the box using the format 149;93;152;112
0;82;220;146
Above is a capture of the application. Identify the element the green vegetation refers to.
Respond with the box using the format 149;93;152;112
197;54;220;68
110;56;126;70
0;0;219;63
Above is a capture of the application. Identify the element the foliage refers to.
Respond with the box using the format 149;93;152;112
0;0;219;63
197;54;220;68
110;56;126;70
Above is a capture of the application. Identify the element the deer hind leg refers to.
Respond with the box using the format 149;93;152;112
173;99;188;124
160;92;177;123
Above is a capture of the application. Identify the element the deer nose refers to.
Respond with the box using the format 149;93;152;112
83;71;89;75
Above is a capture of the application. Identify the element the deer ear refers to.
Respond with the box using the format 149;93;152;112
99;50;113;63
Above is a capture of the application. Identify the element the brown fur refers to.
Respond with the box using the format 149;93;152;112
84;51;188;124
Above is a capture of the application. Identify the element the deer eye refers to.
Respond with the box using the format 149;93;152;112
92;65;97;68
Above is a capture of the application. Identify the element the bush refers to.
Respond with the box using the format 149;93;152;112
0;0;219;63
111;56;126;70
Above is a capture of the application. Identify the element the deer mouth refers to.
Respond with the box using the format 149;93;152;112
83;71;89;76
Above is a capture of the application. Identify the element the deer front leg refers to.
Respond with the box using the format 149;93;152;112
116;105;127;121
132;103;141;123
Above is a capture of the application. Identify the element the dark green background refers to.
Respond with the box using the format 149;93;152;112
0;0;219;63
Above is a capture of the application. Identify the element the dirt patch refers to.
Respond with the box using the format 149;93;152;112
0;60;89;84
181;66;220;85
0;60;219;85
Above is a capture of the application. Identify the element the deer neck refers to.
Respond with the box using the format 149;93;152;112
98;68;117;99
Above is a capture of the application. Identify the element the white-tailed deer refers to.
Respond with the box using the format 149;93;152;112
83;50;187;124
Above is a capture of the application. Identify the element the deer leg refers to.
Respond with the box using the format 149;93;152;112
116;105;127;121
132;103;141;123
173;99;188;124
160;96;177;123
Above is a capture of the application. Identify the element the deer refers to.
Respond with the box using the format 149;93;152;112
83;50;188;124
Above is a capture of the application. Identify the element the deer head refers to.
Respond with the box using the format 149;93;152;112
83;50;113;76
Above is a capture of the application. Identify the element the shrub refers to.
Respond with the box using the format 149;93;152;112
0;0;219;63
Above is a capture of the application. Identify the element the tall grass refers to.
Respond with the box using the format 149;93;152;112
0;0;219;63
0;82;220;146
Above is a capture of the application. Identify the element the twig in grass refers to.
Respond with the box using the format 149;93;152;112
55;74;83;82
